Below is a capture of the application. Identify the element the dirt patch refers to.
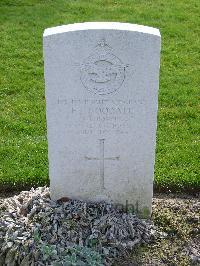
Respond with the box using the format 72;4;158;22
115;194;200;265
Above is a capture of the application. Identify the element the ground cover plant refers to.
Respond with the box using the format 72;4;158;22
0;0;199;192
0;187;154;265
0;189;199;265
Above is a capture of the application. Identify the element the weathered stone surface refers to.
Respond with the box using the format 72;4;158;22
43;22;161;217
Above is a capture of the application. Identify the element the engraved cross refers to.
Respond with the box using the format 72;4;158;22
85;139;120;190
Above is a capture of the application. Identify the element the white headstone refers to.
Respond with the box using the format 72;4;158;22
43;22;161;218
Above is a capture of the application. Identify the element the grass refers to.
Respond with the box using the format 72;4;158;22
0;0;199;192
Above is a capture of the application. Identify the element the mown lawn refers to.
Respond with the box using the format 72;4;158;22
0;0;199;192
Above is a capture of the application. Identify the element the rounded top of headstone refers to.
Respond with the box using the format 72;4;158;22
43;22;160;38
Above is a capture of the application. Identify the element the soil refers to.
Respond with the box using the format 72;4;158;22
115;193;200;266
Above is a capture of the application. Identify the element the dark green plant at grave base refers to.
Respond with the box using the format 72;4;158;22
33;230;104;265
45;245;104;266
0;0;199;193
